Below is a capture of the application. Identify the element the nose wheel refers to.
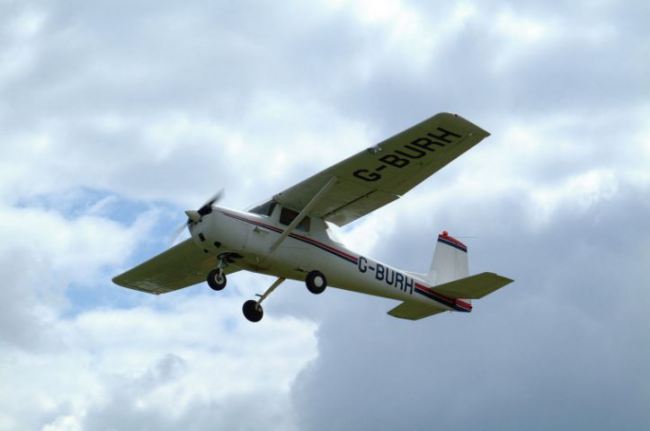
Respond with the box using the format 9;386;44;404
207;255;233;291
207;268;227;291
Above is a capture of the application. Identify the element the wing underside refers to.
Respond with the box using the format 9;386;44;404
113;239;239;294
273;112;490;226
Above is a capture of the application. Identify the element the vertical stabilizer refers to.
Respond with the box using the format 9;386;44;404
427;231;469;285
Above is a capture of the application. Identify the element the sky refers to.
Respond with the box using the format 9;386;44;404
1;0;649;429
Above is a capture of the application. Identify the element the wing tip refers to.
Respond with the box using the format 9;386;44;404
435;112;491;139
111;274;126;287
483;272;515;290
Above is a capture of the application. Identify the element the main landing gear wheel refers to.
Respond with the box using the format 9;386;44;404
306;270;327;294
207;269;227;291
243;300;263;322
242;277;285;323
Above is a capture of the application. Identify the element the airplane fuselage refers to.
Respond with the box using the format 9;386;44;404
189;206;472;314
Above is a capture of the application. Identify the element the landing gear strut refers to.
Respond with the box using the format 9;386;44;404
242;277;285;322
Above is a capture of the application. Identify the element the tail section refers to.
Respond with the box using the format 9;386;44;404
388;231;513;320
427;231;469;285
432;272;514;299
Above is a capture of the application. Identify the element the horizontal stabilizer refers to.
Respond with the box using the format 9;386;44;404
387;301;446;320
433;272;513;299
113;239;239;294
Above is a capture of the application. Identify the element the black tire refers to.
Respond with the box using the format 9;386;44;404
207;269;227;291
306;270;327;294
242;300;263;322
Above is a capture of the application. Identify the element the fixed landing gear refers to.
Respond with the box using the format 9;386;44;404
207;254;239;291
306;270;327;294
242;300;263;322
242;277;285;323
207;268;226;291
213;267;327;322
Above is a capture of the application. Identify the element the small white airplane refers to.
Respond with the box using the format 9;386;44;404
113;113;513;322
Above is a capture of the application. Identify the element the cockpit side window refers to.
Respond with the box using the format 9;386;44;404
279;207;310;232
250;200;277;217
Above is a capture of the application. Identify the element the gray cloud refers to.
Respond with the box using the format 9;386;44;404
291;179;650;431
1;0;649;429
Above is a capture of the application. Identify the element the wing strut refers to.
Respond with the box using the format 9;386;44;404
269;176;338;253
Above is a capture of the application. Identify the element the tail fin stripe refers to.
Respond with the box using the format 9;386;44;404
437;237;467;252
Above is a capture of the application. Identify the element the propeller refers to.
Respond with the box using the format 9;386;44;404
170;189;224;245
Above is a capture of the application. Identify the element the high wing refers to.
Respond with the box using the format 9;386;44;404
113;239;240;294
273;112;490;226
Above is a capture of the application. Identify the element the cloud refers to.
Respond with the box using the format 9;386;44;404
0;201;154;349
291;179;650;431
1;0;649;429
0;294;316;430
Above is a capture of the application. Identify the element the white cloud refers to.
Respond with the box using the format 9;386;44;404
1;0;650;429
0;295;316;430
494;9;557;43
528;169;618;228
0;203;152;282
0;200;157;351
0;189;316;430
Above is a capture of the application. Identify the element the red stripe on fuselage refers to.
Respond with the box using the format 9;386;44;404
219;210;471;312
415;283;472;311
218;210;358;263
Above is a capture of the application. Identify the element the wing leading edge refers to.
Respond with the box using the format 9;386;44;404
113;239;240;294
273;112;490;226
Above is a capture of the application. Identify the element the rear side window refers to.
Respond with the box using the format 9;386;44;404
279;207;310;232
